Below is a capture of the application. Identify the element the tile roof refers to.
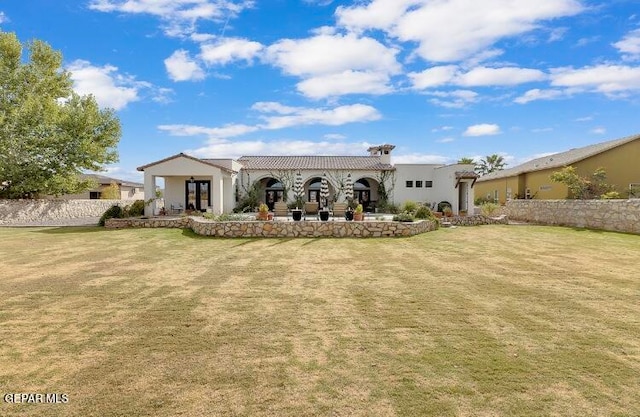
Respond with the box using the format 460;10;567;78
236;155;395;171
137;153;234;173
478;133;640;182
80;174;143;188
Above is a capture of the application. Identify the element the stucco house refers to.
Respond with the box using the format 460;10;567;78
475;133;640;204
138;145;478;216
55;174;145;200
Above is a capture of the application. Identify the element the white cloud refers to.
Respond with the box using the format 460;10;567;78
296;70;393;99
436;137;455;143
164;50;205;81
514;88;566;104
574;116;593;122
410;65;546;89
463;123;501;137
428;90;479;108
200;37;263;66
0;11;8;23
337;0;583;62
613;29;640;61
431;126;454;132
324;133;346;140
88;0;253;38
187;140;369;159
590;127;606;135
392;154;450;164
265;33;399;98
159;102;381;140
550;65;640;96
67;60;140;110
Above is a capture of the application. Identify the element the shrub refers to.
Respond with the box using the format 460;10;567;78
437;201;452;212
402;200;418;214
601;191;622;199
414;205;433;219
99;205;124;226
480;202;499;216
124;200;145;217
393;212;415;222
474;196;494;205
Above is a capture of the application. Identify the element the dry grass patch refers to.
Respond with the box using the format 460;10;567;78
0;225;638;416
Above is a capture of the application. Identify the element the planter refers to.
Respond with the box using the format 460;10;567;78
257;212;269;221
292;209;302;221
345;210;354;221
353;212;364;221
319;210;330;221
267;213;274;221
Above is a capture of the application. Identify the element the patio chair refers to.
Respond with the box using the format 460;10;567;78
303;201;319;220
273;201;289;219
170;203;183;215
332;203;347;219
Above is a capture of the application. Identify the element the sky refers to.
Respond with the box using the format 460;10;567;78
2;0;640;183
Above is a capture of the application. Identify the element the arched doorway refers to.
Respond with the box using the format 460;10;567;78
307;177;322;206
354;179;371;209
264;178;284;210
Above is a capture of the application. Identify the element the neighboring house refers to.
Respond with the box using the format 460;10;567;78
57;174;145;200
475;133;640;204
137;144;478;216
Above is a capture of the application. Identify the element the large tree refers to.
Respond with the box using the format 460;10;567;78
0;32;121;198
476;154;506;175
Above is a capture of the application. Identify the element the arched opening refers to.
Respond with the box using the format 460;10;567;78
263;178;283;210
353;177;380;212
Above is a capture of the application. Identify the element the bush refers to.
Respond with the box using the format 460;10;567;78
124;200;145;217
480;202;499;216
601;191;622;199
474;196;494;206
379;202;400;214
414;205;433;219
402;200;418;214
99;205;124;226
393;212;415;222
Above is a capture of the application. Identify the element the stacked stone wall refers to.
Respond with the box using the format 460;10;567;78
505;199;640;234
0;199;136;225
106;217;438;238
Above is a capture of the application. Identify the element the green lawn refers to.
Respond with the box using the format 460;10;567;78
0;225;638;416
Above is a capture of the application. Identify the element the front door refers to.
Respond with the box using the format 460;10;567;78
185;180;211;212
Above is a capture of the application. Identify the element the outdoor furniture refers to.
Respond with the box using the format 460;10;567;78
332;203;347;219
273;201;289;219
304;202;319;219
170;203;183;215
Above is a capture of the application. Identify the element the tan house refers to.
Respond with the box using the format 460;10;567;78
475;133;640;204
57;174;145;200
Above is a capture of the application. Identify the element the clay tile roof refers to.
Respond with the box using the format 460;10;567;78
80;174;143;188
137;153;234;173
236;155;395;171
478;133;640;182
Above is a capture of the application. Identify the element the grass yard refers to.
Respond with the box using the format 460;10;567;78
0;225;638;416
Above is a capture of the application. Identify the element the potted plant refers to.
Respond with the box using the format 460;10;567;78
345;206;354;221
319;208;330;221
292;208;303;221
354;204;364;221
257;202;269;220
443;206;453;218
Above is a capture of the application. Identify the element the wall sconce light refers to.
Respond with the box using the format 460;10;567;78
189;176;195;183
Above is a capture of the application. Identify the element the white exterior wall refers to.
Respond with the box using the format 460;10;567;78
393;165;440;207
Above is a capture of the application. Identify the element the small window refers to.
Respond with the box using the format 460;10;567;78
406;181;413;188
415;180;423;188
425;181;433;188
90;191;101;199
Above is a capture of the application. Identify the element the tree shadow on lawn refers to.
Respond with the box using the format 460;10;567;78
32;226;113;234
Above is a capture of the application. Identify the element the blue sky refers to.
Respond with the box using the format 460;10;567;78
2;1;640;182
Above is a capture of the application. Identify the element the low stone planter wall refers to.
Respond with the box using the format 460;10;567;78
105;217;190;229
443;214;509;226
505;199;640;234
0;199;135;225
106;216;438;238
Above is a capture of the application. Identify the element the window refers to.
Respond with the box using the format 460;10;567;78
90;191;101;199
415;180;423;188
425;181;433;188
405;180;413;188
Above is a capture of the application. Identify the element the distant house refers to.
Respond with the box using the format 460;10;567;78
57;174;145;200
137;144;478;216
475;133;640;204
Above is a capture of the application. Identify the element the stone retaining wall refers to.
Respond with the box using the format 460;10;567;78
0;199;136;225
106;216;438;238
443;214;509;226
505;199;640;234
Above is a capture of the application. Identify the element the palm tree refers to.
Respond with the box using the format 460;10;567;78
476;154;506;175
458;157;475;164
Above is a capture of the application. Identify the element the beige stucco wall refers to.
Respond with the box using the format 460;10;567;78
0;199;134;224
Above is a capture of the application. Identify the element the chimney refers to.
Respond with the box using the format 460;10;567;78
367;144;395;165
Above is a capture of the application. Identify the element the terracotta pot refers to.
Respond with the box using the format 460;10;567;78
354;212;364;221
257;212;268;221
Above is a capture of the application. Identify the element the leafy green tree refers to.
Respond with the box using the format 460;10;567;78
100;181;120;199
476;154;506;175
458;157;475;164
550;166;616;199
0;32;121;198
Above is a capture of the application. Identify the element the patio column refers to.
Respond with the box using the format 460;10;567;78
211;171;224;214
223;176;234;213
143;172;156;216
